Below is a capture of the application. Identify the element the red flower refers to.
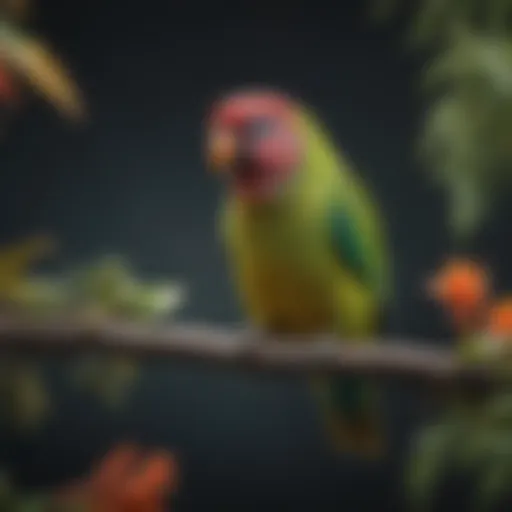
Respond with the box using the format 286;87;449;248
53;444;179;512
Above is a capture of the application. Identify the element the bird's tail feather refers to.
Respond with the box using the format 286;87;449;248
310;375;384;459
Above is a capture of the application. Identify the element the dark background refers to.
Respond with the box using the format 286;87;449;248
0;0;510;510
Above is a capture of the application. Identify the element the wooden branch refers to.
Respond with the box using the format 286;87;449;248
0;316;496;387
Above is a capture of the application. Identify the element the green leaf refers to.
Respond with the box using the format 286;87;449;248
448;174;488;239
17;494;50;512
70;355;138;408
475;461;512;510
484;393;512;425
406;420;462;508
458;424;498;469
68;254;137;308
407;0;452;49
116;281;187;321
0;363;50;432
65;255;187;322
0;23;86;122
486;0;512;33
9;276;69;316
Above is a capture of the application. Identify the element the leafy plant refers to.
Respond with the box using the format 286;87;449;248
408;391;512;511
416;257;512;508
63;254;187;407
370;0;512;238
0;0;86;122
0;236;187;426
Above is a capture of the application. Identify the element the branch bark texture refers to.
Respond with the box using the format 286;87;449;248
0;316;496;388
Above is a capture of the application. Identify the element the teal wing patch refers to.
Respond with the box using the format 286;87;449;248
327;203;373;289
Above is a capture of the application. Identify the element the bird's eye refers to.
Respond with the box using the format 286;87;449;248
248;118;276;138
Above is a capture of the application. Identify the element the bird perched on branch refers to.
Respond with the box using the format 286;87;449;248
205;87;393;457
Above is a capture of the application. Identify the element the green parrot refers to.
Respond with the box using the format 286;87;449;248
204;87;393;457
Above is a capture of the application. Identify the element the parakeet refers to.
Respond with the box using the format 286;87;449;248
205;88;393;457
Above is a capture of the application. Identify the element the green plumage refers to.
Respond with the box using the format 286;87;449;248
328;203;384;300
219;103;392;456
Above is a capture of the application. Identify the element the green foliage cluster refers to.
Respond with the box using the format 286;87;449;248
408;391;512;511
371;0;512;238
9;254;186;322
0;253;186;430
408;331;512;510
0;253;186;510
371;0;512;508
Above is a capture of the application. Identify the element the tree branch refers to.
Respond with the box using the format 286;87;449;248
0;316;495;388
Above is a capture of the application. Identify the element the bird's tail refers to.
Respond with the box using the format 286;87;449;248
311;375;384;459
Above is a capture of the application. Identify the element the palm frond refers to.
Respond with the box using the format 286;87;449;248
0;23;86;122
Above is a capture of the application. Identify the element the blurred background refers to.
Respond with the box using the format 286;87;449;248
2;0;511;510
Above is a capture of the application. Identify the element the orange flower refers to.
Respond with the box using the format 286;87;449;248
53;444;179;512
426;257;490;333
487;297;512;338
52;479;89;509
119;451;179;512
89;443;141;504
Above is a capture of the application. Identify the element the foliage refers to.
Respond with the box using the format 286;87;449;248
415;257;512;509
0;236;186;429
0;236;185;508
370;0;512;44
408;392;512;511
64;254;186;322
0;0;86;122
64;254;186;408
370;0;512;239
0;360;50;432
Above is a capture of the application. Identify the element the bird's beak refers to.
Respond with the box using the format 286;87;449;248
207;130;237;173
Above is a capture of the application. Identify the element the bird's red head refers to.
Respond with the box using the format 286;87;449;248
204;88;304;203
